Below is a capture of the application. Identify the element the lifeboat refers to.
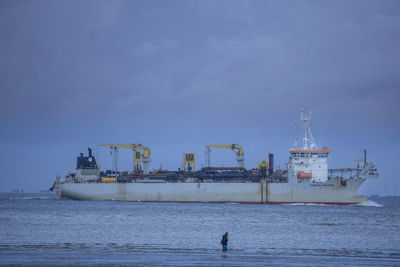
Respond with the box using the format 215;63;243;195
297;171;312;179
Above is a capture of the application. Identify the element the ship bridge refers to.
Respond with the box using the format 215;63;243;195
289;149;331;158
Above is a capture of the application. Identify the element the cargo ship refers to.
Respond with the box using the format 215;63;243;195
51;108;378;204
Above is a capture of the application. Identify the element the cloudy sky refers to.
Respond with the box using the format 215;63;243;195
1;0;399;195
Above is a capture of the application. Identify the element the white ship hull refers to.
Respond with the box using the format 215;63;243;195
59;178;367;204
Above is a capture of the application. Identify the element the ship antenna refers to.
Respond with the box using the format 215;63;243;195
293;122;299;148
300;106;317;150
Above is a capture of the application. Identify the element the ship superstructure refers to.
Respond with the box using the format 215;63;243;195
75;148;100;182
288;107;330;183
52;108;378;204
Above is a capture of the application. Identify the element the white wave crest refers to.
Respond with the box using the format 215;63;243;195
356;200;383;207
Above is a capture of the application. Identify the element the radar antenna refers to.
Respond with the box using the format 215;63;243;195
300;106;317;150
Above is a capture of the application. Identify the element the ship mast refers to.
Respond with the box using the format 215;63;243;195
300;106;317;150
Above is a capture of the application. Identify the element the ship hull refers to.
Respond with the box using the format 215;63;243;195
59;178;367;204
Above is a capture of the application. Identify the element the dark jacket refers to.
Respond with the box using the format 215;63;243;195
221;234;228;246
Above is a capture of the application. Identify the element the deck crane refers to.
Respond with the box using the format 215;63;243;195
205;144;244;168
98;144;152;174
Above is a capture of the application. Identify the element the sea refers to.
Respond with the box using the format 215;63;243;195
0;193;399;266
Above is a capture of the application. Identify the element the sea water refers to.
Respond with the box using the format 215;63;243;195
0;193;399;266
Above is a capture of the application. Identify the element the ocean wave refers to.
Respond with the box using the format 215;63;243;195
355;200;383;207
23;196;56;200
1;243;398;259
0;195;56;201
283;201;384;207
312;222;344;226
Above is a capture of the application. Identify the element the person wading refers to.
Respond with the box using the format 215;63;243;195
220;232;229;254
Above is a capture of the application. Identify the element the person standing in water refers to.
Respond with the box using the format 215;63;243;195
221;232;228;253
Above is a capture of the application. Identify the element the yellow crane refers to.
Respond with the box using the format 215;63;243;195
205;144;244;168
98;144;152;174
184;153;195;172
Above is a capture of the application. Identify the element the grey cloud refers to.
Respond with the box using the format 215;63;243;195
134;38;178;57
0;0;399;193
134;42;158;56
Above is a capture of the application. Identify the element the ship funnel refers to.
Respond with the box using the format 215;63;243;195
268;153;274;175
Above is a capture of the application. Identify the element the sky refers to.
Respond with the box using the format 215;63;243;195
1;0;399;195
